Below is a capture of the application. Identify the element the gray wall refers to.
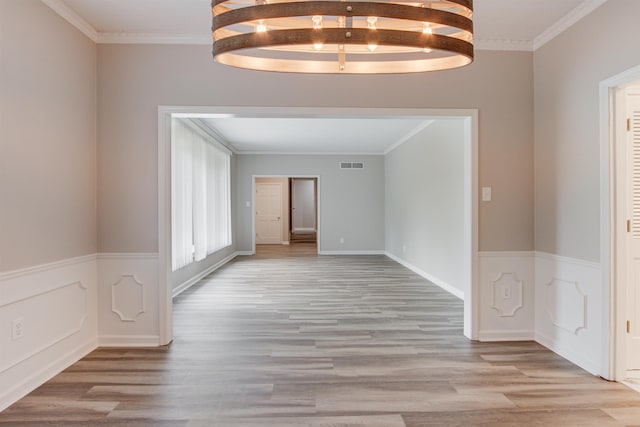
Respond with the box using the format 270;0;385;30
96;44;534;254
0;0;97;272
385;120;465;292
236;155;384;252
534;0;640;262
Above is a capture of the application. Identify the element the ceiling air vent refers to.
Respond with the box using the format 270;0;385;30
340;161;364;170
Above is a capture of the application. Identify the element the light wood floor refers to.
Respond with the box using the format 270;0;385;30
2;247;640;426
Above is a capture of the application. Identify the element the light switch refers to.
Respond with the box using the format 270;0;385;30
482;187;492;202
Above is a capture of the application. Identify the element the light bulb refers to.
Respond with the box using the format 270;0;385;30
368;43;378;52
256;20;267;33
312;15;323;29
422;23;433;34
367;16;378;30
314;42;324;50
423;47;432;53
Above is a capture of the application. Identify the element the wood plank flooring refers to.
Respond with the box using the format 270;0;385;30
2;246;640;426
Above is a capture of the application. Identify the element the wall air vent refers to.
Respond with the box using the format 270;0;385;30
340;161;364;170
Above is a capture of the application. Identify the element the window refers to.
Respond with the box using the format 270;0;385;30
171;118;231;271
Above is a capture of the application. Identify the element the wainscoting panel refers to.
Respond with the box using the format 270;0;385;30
0;255;98;411
97;253;159;347
534;252;602;375
477;252;534;341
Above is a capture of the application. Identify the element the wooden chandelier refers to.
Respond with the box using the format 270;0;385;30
212;0;473;74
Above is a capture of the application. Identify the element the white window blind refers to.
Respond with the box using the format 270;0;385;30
171;119;232;271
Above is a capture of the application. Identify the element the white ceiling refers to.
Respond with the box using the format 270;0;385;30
43;0;607;154
198;116;438;154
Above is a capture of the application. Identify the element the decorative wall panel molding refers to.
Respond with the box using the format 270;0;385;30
110;274;145;322
544;278;587;334
491;272;524;317
0;281;88;373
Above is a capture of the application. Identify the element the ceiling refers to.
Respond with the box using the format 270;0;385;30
44;0;606;154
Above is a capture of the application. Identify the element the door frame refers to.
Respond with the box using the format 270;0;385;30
158;106;478;346
252;175;321;253
600;64;640;380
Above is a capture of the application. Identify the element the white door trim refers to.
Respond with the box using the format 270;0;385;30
599;64;640;380
158;106;479;345
252;175;321;254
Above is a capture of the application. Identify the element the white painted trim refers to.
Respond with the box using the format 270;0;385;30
282;241;290;245
98;335;161;347
383;120;434;155
40;0;99;42
320;250;385;256
172;252;238;298
385;251;464;300
535;331;600;375
0;338;97;412
235;251;254;256
158;107;173;346
534;251;600;270
238;151;384;156
533;0;609;50
0;253;96;281
477;330;534;342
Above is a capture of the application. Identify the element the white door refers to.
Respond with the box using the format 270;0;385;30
625;88;640;374
255;182;282;244
292;179;315;232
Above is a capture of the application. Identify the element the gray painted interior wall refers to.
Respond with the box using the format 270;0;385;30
385;120;465;293
236;155;384;253
96;45;533;254
534;0;640;262
0;0;97;272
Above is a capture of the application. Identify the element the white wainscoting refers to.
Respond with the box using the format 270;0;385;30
477;252;535;341
97;253;160;347
535;251;602;375
0;255;98;411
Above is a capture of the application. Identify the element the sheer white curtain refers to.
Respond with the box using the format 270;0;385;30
171;119;232;271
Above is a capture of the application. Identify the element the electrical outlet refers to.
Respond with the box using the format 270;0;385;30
12;318;24;340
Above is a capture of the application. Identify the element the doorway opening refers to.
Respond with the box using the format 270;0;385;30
158;106;478;347
252;175;320;255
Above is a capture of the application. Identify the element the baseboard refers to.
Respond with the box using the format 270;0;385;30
236;251;254;256
478;330;534;342
0;337;97;412
318;250;385;255
292;228;315;233
172;252;238;298
385;251;464;300
535;331;600;375
282;241;290;245
98;335;161;347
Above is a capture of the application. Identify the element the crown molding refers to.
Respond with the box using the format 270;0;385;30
533;0;609;50
97;33;211;45
41;0;98;42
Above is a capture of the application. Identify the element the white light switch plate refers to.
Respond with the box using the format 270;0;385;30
482;187;492;202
